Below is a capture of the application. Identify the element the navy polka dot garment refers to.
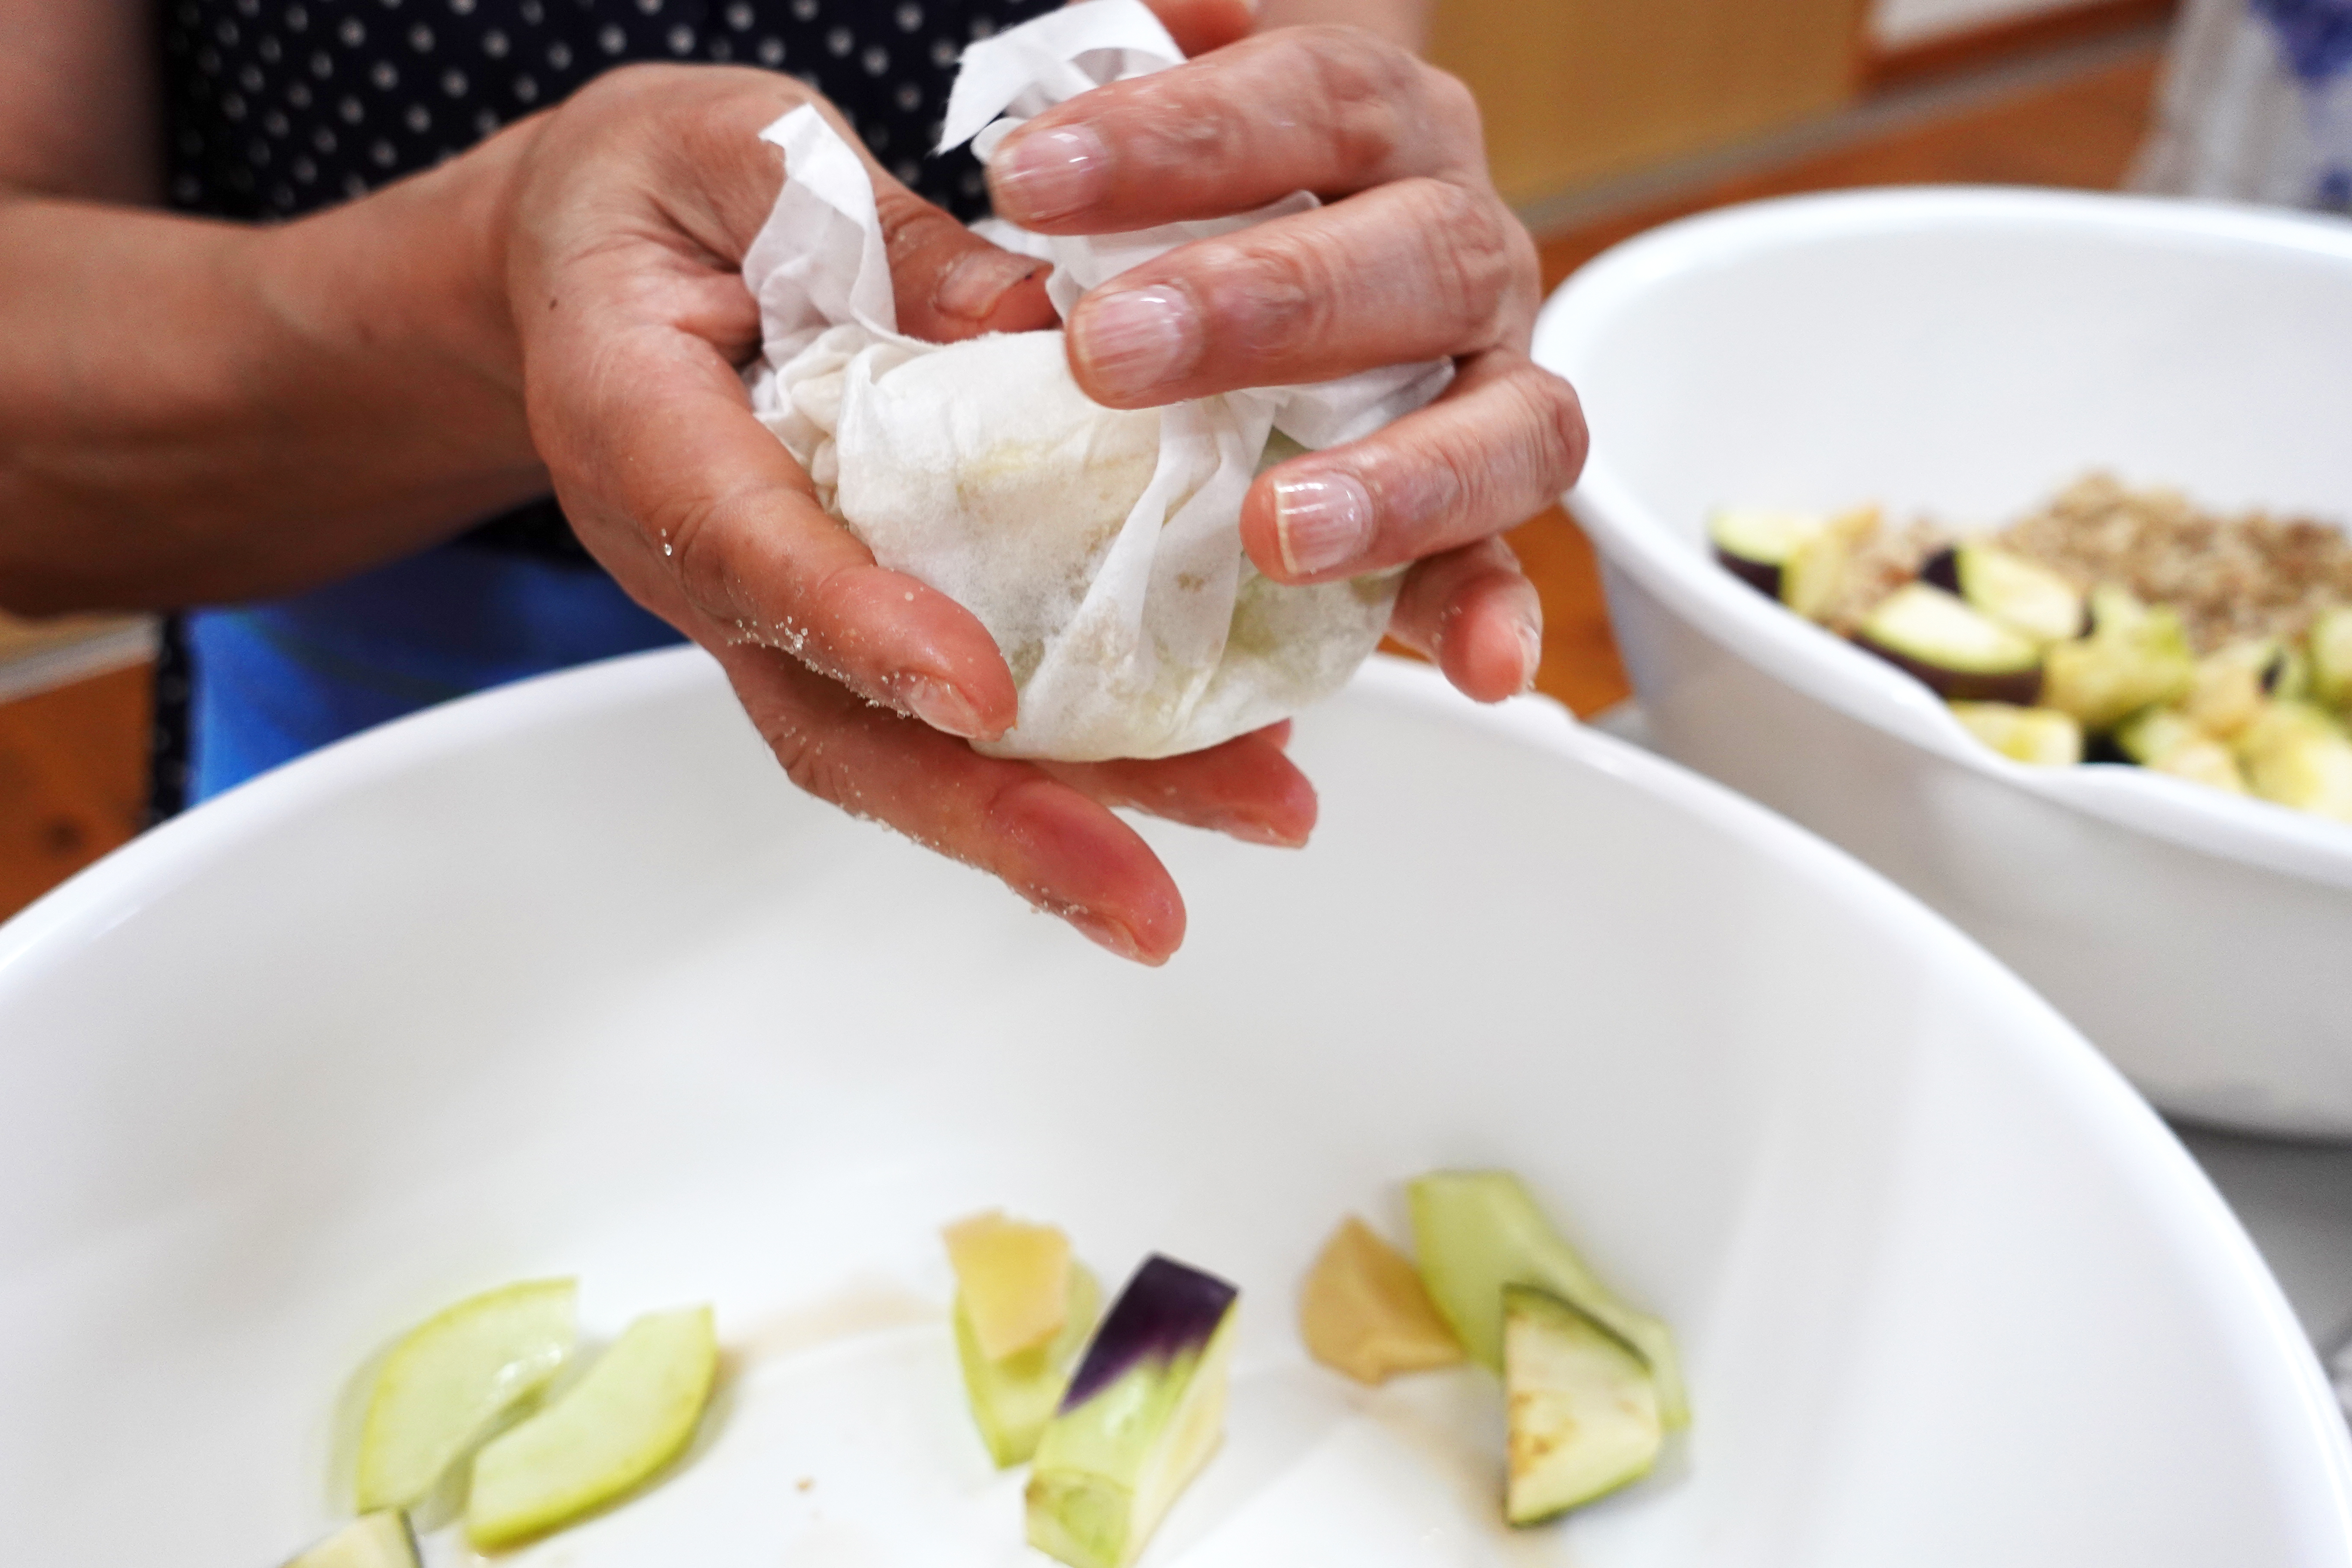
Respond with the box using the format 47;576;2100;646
148;0;1057;817
159;0;1056;223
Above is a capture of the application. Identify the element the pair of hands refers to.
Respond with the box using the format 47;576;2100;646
499;1;1586;962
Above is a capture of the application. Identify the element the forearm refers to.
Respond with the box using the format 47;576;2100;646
0;126;545;615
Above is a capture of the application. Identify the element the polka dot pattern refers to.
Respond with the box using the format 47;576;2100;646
161;0;1057;223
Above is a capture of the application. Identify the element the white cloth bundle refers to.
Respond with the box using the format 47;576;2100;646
740;0;1451;761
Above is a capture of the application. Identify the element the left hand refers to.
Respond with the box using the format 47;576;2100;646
988;10;1582;704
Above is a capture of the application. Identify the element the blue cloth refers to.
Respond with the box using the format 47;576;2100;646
183;546;683;803
2253;0;2352;86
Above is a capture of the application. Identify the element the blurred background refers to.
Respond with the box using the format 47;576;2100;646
0;0;2238;919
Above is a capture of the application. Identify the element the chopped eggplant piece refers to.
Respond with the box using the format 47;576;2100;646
957;1262;1103;1468
284;1512;420;1568
1026;1255;1240;1568
2114;708;2247;793
1706;508;1829;599
1502;1286;1662;1526
1919;542;2086;645
2040;585;2194;730
1853;583;2044;705
466;1305;719;1550
355;1278;577;1513
1298;1216;1464;1385
1948;701;2083;766
2182;640;2285;741
1408;1171;1685;1429
2236;703;2352;821
2312;607;2352;714
943;1210;1074;1361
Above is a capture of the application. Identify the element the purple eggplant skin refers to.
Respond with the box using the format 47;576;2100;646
1850;634;2046;706
1918;546;1963;597
1058;1256;1239;1412
1712;546;1783;600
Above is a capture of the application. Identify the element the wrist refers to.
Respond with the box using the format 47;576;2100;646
252;116;550;479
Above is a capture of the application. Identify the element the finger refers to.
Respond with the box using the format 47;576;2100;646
1063;177;1534;407
1387;536;1544;702
717;641;1186;964
530;293;1018;739
987;28;1482;233
1236;349;1589;584
567;66;1056;343
1139;0;1258;57
1040;723;1319;846
872;184;1057;342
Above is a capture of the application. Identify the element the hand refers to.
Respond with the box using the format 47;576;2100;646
500;65;1314;965
987;15;1582;704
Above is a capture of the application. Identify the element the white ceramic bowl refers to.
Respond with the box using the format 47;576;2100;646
0;650;2346;1567
1536;187;2352;1138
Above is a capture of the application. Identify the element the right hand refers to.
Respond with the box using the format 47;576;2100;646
490;65;1315;965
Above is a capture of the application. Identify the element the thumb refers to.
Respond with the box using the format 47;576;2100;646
1142;0;1259;55
873;179;1059;343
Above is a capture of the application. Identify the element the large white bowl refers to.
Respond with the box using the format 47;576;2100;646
1536;187;2352;1138
0;650;2346;1566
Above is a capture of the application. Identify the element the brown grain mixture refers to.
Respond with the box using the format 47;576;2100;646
1997;474;2352;653
1824;473;2352;652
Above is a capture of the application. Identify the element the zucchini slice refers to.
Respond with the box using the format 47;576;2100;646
1854;583;2044;704
1920;542;2085;645
1503;1285;1662;1525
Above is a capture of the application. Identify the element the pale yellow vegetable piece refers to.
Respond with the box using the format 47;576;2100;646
1948;702;2082;766
2238;702;2352;821
943;1210;1074;1361
466;1305;718;1550
1299;1216;1465;1384
355;1277;577;1513
284;1511;419;1568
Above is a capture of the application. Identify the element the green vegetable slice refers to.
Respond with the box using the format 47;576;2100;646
466;1305;719;1550
1503;1286;1661;1525
957;1262;1103;1467
1409;1170;1686;1428
355;1278;577;1513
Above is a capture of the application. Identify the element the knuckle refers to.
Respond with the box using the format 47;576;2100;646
1420;67;1486;157
1296;29;1421;177
1509;368;1590;492
653;487;735;610
1127;73;1246;171
1398;179;1515;344
1208;231;1337;365
1372;426;1477;551
760;703;853;807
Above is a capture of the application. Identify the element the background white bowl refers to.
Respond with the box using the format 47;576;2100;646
0;650;2345;1566
1536;187;2352;1138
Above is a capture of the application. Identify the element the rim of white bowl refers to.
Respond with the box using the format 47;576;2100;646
1534;185;2352;893
0;645;2347;1537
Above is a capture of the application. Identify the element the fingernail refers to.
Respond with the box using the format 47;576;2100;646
992;124;1109;223
1214;812;1305;848
1516;616;1544;693
1071;285;1196;401
1065;909;1152;964
1272;473;1375;577
934;247;1041;322
898;674;984;739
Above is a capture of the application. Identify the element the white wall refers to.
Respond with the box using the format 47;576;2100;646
1870;0;2089;49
